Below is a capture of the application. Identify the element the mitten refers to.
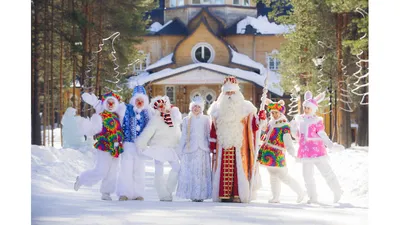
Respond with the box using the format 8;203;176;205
82;93;102;113
210;142;216;154
258;110;267;121
331;143;345;152
82;93;98;106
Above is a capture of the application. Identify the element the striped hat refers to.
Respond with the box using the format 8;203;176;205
101;91;121;103
153;98;165;110
266;98;286;114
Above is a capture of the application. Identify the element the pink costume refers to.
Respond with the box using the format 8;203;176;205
290;91;344;204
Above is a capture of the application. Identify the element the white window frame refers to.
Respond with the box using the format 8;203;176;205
191;42;215;63
165;86;176;104
266;50;280;71
133;51;150;74
243;0;250;6
192;0;223;4
171;0;184;7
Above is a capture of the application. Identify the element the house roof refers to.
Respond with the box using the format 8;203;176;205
225;15;293;35
171;16;232;65
229;46;265;74
130;63;283;96
146;18;188;36
145;53;174;72
187;7;226;35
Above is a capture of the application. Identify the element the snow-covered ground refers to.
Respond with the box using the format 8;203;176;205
32;130;368;225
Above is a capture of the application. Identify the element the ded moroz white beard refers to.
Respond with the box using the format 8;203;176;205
216;92;245;149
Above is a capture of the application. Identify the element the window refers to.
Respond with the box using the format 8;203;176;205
133;51;150;74
243;0;250;6
204;92;215;112
192;0;214;4
233;0;240;5
165;86;176;104
267;56;280;70
266;50;280;71
170;0;184;7
215;0;224;4
191;43;215;63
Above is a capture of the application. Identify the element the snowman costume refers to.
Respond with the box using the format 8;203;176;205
135;96;182;201
115;85;151;201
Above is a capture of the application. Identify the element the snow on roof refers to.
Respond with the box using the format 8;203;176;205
130;63;284;96
147;22;163;33
236;16;294;35
145;53;173;71
229;46;266;74
147;20;173;33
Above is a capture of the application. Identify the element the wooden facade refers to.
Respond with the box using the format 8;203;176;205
133;2;331;131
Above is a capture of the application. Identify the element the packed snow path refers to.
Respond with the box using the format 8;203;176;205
32;144;368;225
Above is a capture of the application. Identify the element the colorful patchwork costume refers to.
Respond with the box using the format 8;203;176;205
73;91;124;201
258;99;305;203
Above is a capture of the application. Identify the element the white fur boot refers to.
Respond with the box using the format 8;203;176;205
279;172;305;203
154;175;172;201
316;158;343;203
268;173;281;203
166;170;179;195
303;163;318;204
326;174;343;203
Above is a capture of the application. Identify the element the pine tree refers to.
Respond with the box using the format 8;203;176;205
32;0;157;145
258;0;368;147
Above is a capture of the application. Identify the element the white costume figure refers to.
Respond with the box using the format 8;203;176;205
257;99;305;203
74;91;124;201
81;87;151;201
290;91;345;204
136;96;182;201
176;96;212;202
115;85;151;201
208;76;265;203
61;107;85;149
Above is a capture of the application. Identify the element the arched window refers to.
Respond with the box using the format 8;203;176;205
191;43;215;63
165;86;176;104
133;51;150;74
266;50;280;71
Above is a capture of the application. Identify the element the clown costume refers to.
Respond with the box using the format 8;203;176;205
257;99;305;203
74;91;124;201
